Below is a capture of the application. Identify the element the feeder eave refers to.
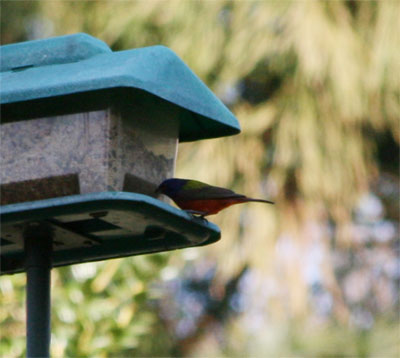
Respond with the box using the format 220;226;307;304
0;44;240;141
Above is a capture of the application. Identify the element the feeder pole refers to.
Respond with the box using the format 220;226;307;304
24;223;53;358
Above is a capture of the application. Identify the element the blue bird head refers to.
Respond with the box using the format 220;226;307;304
155;178;188;197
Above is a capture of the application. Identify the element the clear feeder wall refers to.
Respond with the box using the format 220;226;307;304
1;98;179;205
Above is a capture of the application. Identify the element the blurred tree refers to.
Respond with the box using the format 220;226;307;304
0;1;41;43
1;1;399;357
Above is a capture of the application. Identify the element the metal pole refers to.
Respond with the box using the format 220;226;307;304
24;223;53;358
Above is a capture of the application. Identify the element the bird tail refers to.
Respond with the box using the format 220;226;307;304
245;198;274;205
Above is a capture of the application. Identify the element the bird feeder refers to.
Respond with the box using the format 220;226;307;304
0;33;240;357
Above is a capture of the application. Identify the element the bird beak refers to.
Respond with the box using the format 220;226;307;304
154;186;161;195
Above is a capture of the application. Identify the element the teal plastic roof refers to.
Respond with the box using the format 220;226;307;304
0;33;240;142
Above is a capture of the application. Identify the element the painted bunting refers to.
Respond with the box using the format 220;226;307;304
156;178;274;217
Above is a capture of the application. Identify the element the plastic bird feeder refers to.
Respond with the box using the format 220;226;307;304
0;33;240;357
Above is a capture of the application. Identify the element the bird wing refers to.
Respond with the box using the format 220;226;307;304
177;182;246;201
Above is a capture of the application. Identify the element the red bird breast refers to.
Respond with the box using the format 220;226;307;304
174;197;247;216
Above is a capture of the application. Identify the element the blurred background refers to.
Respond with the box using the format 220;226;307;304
1;1;399;357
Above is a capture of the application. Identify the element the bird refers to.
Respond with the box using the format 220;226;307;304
155;178;274;217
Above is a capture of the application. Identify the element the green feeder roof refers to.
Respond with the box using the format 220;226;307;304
0;33;240;142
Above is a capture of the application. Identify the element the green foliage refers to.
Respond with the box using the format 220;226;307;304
1;255;173;357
